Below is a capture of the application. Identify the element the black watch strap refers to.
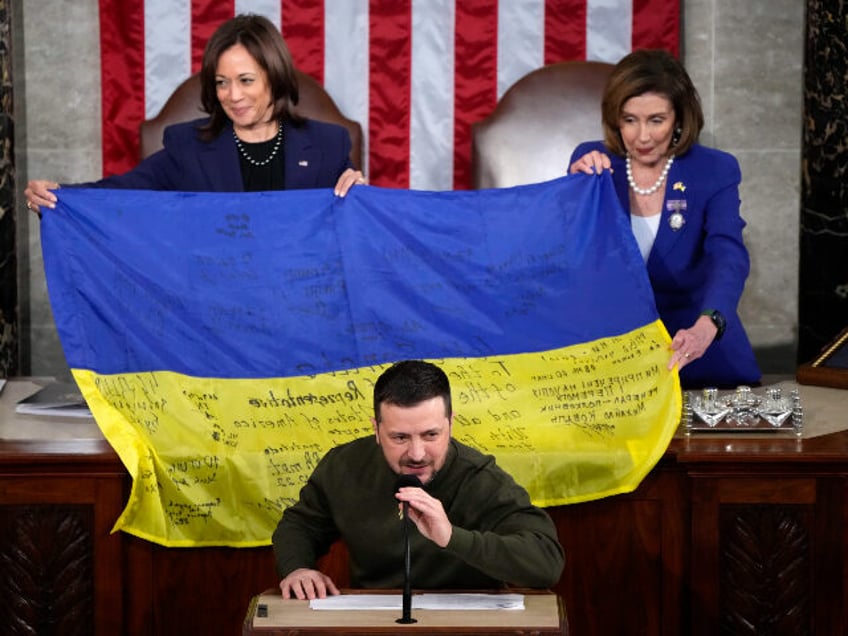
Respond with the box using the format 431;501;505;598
701;309;726;340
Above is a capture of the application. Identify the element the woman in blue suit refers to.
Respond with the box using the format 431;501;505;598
569;49;760;389
25;14;364;209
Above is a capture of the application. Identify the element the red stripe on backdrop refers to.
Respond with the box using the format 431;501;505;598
191;0;235;73
368;1;412;188
544;0;587;63
632;0;680;55
99;0;146;176
282;0;325;83
453;1;498;190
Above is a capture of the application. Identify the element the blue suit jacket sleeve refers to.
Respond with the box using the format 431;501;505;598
72;118;353;192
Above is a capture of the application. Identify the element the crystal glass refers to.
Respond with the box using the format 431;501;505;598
727;385;760;427
691;387;730;427
757;387;793;427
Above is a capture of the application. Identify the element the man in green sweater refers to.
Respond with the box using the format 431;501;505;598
272;359;565;599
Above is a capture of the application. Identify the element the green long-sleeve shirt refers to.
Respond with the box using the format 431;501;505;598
272;437;565;589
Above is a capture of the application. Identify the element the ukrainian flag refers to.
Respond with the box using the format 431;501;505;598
41;174;680;547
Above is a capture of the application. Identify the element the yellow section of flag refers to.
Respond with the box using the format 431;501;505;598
74;320;680;547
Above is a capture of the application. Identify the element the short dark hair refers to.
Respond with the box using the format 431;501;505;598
198;14;303;139
373;360;452;423
601;49;704;156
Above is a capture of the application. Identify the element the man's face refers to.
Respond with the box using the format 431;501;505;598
372;396;452;485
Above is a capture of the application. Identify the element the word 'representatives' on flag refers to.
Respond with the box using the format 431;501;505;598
98;0;680;191
41;175;681;547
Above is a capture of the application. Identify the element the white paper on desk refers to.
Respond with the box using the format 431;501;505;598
418;593;525;610
309;593;524;611
14;404;93;418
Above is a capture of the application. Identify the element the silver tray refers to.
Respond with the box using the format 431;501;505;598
681;385;803;436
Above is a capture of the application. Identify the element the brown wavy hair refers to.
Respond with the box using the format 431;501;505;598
197;14;303;140
601;49;704;157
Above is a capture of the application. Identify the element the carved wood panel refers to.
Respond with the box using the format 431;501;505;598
0;451;128;635
0;505;94;635
719;504;811;636
0;0;17;376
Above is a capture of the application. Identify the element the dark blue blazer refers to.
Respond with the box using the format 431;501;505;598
571;141;761;388
83;118;353;192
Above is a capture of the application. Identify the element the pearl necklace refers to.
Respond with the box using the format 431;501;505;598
626;153;674;196
233;121;283;166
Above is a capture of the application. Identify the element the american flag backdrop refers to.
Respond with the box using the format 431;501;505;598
98;0;679;190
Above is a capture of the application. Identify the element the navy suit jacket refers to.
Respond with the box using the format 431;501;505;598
80;117;352;192
571;141;761;388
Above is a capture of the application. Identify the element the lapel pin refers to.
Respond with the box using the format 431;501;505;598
667;200;687;231
298;160;309;167
673;181;686;192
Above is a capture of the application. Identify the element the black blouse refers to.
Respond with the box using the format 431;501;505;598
236;137;286;191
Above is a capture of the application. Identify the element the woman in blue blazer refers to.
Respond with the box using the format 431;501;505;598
569;49;760;389
25;14;364;209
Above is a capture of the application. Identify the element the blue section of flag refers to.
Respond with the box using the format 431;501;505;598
41;175;656;378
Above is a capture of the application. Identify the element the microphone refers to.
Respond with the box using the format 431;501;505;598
394;474;422;624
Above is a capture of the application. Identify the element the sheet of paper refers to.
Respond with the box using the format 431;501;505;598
309;593;524;611
310;595;401;611
14;404;93;418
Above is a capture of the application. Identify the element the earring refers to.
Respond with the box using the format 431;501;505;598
671;127;682;146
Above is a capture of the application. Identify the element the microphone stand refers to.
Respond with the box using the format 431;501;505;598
394;474;422;625
397;499;417;624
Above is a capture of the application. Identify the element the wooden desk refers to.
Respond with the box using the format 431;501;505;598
3;378;848;635
242;590;567;635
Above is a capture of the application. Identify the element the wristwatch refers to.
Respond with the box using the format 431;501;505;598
701;309;726;340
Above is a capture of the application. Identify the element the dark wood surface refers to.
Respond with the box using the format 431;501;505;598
797;326;848;389
3;390;848;635
797;362;848;390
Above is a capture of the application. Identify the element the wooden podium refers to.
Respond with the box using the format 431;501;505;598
242;590;568;635
5;378;848;634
